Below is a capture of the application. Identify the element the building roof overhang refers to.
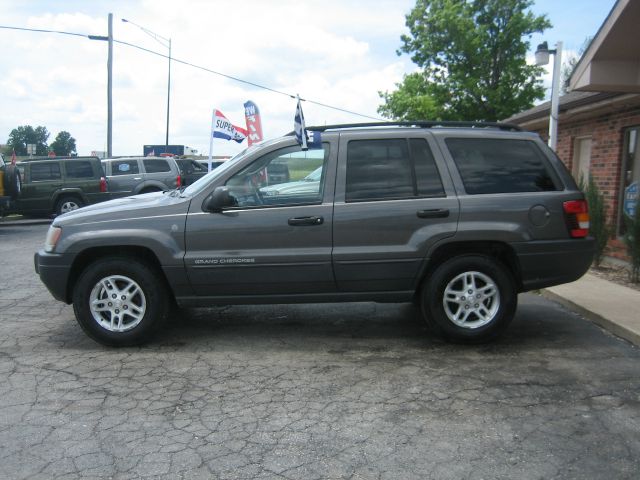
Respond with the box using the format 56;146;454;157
569;0;640;93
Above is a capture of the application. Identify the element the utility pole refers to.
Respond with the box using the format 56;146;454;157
107;13;113;157
88;13;114;157
165;38;171;147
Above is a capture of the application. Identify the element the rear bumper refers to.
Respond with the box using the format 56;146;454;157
34;250;73;303
511;238;595;291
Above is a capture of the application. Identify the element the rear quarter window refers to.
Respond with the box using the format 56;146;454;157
65;161;95;179
445;138;561;194
143;159;171;173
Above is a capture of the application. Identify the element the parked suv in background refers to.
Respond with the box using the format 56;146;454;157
35;122;594;346
174;158;208;186
12;156;107;216
101;156;181;199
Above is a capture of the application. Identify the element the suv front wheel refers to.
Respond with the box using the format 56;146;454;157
72;257;169;346
421;255;517;343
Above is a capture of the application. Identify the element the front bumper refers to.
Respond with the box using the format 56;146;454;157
512;237;595;291
34;250;73;303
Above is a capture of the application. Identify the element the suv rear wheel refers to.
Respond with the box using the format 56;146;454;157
72;257;169;346
55;196;84;216
421;255;517;343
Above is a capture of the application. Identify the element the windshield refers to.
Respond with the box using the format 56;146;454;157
182;146;258;196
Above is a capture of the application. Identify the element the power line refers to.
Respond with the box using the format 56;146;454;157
0;24;386;121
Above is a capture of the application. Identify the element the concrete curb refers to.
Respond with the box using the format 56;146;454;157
541;289;640;347
0;218;52;227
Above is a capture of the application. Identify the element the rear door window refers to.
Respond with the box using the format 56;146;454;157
112;160;139;175
30;162;61;181
143;159;171;173
345;138;444;202
445;138;561;194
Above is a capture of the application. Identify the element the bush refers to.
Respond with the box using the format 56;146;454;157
583;175;610;268
623;197;640;283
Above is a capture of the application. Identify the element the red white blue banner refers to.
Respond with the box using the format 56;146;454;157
243;100;264;146
212;109;248;143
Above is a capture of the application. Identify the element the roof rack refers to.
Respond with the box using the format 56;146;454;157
20;155;99;162
291;121;522;134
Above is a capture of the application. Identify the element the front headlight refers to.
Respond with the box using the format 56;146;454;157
44;226;62;253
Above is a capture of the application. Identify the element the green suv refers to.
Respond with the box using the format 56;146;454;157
15;156;109;216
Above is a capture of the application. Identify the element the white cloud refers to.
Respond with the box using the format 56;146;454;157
0;0;415;155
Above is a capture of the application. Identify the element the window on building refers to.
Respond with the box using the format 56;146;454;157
619;127;640;235
572;136;592;184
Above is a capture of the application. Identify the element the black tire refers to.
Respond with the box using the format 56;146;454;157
72;257;169;347
55;196;84;216
139;187;162;194
3;164;22;200
420;255;517;343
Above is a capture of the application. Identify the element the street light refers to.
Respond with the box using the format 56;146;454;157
535;40;563;151
122;18;172;148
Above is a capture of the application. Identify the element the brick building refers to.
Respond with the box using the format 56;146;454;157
506;0;640;263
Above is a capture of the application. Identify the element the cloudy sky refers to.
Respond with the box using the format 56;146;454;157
0;0;615;157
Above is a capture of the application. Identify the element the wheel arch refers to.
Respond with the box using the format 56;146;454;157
52;190;87;212
417;240;523;295
66;246;175;305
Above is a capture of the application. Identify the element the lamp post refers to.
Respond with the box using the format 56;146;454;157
535;40;563;151
122;18;172;148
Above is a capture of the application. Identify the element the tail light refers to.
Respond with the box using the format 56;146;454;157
563;200;590;238
176;175;182;188
100;176;108;193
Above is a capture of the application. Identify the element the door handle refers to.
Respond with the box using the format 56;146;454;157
288;216;324;226
417;208;450;219
133;177;142;180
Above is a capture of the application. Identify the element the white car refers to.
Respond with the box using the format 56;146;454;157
260;166;322;196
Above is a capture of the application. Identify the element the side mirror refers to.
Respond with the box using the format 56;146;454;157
203;186;237;213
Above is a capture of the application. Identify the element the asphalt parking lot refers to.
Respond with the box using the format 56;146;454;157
1;224;639;479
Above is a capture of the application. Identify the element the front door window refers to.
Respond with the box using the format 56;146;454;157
225;145;329;208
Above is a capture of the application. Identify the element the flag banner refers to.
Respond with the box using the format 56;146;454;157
305;130;322;149
212;109;248;143
294;97;307;150
11;150;17;165
294;97;322;151
244;100;264;146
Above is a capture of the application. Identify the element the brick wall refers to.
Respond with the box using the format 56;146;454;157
531;106;640;261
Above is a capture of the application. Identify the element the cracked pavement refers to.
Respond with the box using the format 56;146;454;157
1;224;639;479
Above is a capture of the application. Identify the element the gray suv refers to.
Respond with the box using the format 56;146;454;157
101;156;181;198
35;122;594;346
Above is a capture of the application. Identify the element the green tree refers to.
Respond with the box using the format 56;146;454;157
7;125;49;156
379;0;551;121
50;131;77;156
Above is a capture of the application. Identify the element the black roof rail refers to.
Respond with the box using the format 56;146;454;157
287;121;522;134
19;155;99;162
